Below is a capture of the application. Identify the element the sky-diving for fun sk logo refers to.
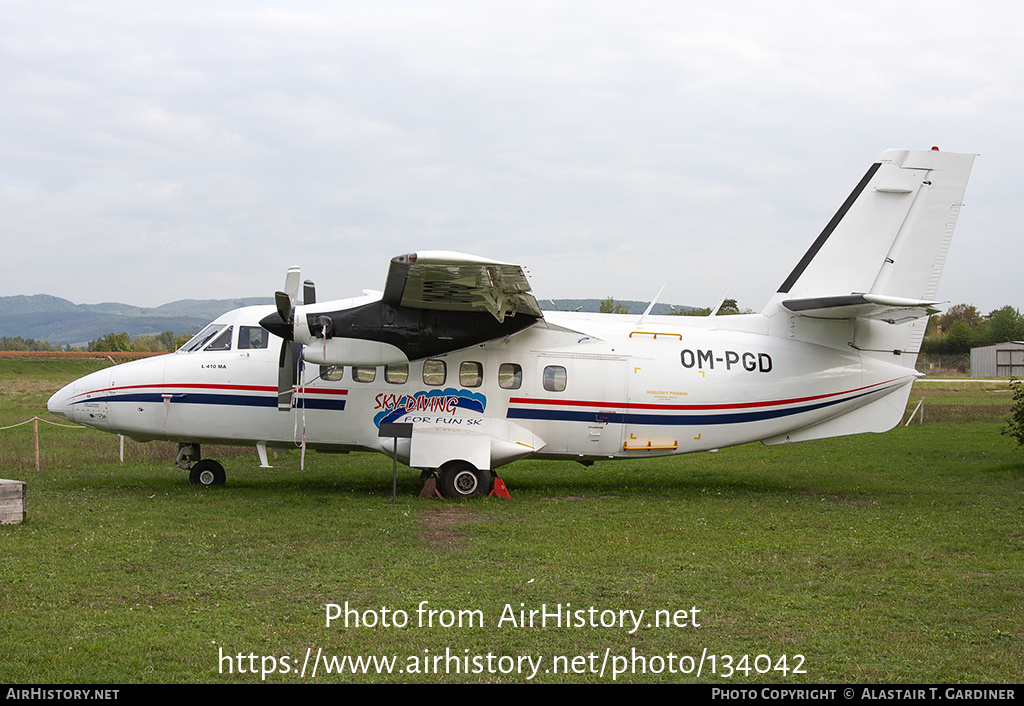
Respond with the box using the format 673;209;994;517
373;389;487;427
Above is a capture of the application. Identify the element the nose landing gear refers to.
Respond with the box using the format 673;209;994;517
176;443;227;486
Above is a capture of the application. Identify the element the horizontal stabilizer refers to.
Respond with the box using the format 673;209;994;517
782;293;941;324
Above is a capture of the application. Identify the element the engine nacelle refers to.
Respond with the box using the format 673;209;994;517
300;337;408;367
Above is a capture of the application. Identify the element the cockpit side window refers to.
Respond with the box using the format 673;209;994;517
179;323;228;353
205;326;234;351
238;326;270;350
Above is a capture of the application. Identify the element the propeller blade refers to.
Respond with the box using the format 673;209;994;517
284;266;301;303
274;291;293;325
264;266;304;340
277;340;300;411
273;265;302;324
303;280;316;306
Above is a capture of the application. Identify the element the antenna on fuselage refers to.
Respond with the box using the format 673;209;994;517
709;285;735;318
636;283;667;326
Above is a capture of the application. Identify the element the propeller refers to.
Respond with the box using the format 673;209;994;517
259;266;304;412
260;267;342;410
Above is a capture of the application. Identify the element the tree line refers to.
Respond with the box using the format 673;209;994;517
922;304;1024;356
599;297;754;316
0;330;192;353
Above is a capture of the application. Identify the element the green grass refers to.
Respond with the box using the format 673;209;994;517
1;363;1022;683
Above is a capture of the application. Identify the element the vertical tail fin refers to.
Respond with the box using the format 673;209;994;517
774;148;975;302
764;148;975;363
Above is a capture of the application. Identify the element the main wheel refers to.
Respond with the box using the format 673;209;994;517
437;461;493;498
189;459;226;486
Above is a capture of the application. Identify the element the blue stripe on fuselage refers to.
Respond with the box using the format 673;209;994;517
71;392;346;412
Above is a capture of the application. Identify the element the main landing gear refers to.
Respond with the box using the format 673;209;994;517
434;460;495;499
176;443;226;486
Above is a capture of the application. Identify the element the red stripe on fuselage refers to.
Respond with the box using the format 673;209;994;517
508;378;907;411
69;382;348;402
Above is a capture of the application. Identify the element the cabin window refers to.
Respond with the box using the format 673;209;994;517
543;365;567;392
352;366;376;383
205;326;234;352
238;326;270;350
179;323;229;353
498;363;522;390
322;366;344;382
422;359;446;386
385;364;408;384
460;361;483;388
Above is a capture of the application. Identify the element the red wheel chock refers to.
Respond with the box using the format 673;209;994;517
489;477;511;499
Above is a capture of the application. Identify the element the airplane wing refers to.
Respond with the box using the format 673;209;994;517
382;251;544;323
260;252;545;376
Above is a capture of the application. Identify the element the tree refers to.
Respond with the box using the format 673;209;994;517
941;303;982;331
715;299;755;315
599;297;629;314
715;298;738;315
945;320;976;355
0;336;59;351
670;299;753;317
155;330;178;350
131;334;164;352
88;332;132;352
1002;379;1024;447
982;306;1024;345
675;306;713;316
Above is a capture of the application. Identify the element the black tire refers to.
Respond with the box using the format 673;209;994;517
189;459;226;486
437;461;493;498
477;468;495;496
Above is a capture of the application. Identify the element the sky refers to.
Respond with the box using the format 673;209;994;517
2;1;1021;314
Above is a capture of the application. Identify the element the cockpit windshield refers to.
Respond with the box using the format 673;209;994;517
178;324;232;353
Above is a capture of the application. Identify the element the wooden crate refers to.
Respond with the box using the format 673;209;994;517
0;479;26;525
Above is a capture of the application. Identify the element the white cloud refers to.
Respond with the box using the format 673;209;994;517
0;0;1021;312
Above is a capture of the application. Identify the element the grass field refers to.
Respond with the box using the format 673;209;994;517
1;359;1022;683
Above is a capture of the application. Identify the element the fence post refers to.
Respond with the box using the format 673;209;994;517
905;398;924;427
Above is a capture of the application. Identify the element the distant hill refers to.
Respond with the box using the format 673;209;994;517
0;295;273;347
0;295;699;348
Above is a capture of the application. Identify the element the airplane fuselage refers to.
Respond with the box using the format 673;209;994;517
45;149;974;495
48;301;916;469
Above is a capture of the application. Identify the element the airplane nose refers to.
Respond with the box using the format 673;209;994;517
47;382;76;422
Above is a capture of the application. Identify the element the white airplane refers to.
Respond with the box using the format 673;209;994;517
48;148;975;497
